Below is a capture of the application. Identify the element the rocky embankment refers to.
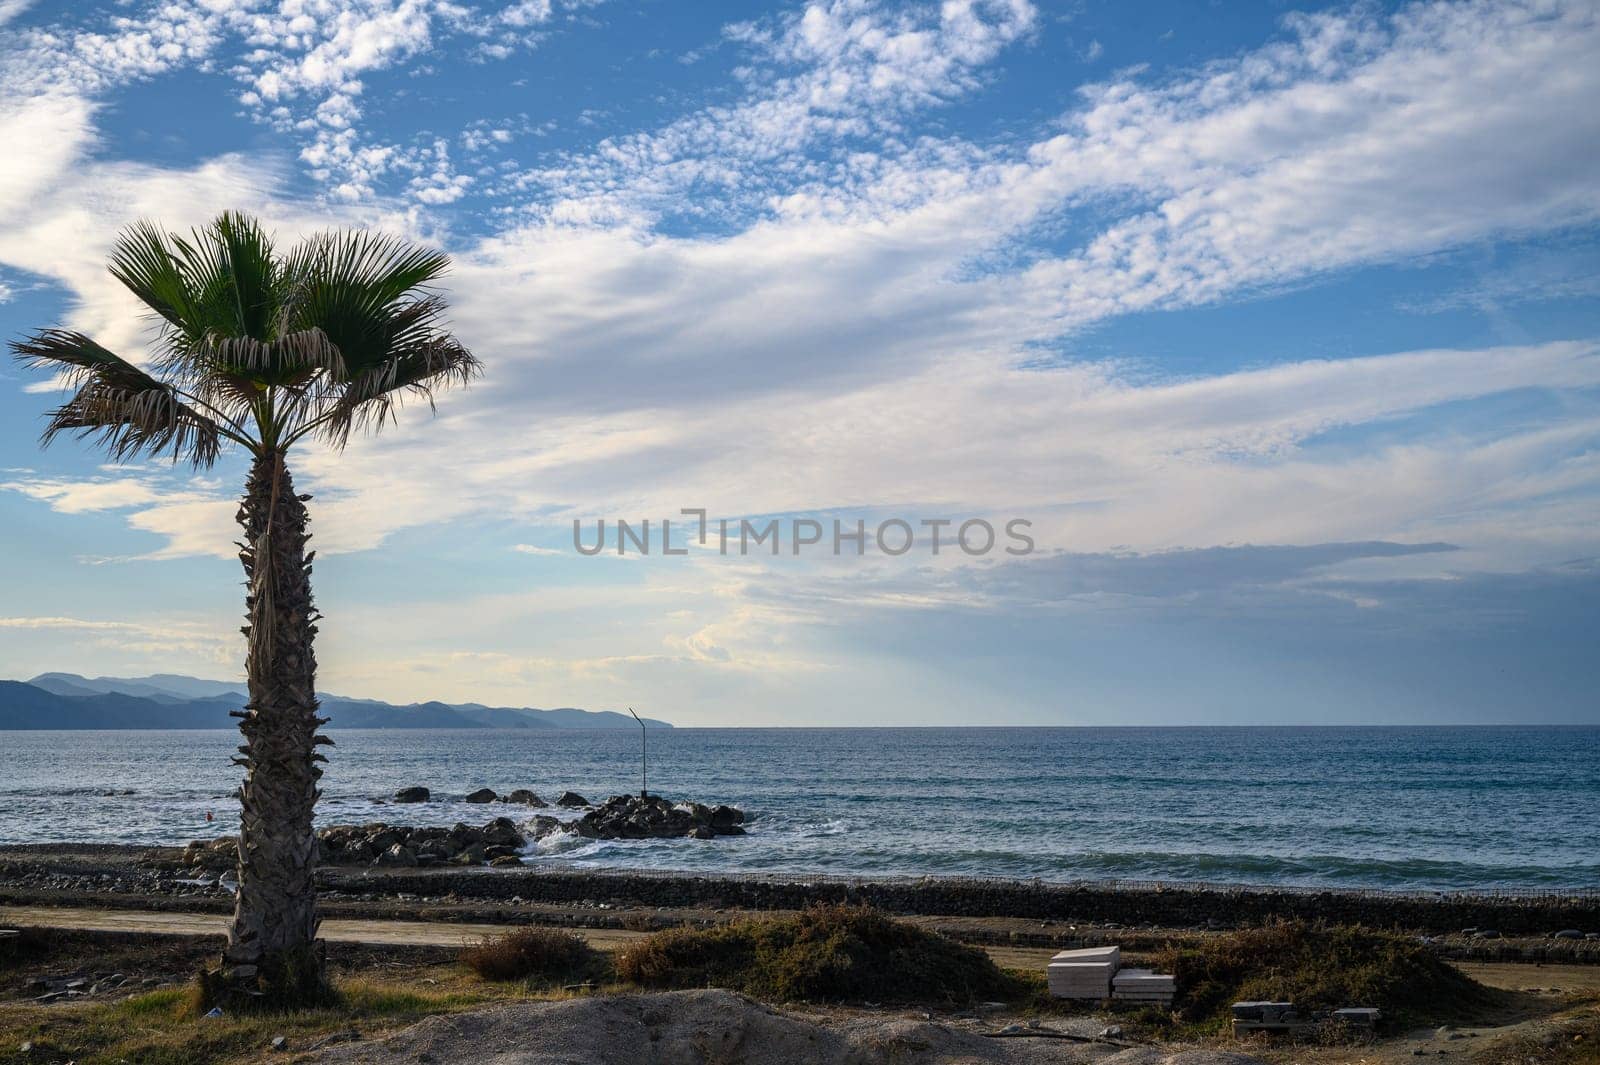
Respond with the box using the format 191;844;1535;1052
176;794;748;872
182;817;530;871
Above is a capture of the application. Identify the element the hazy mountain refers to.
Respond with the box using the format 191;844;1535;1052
8;674;671;730
30;672;247;702
0;681;240;729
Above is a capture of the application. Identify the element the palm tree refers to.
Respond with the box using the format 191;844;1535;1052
9;212;479;1007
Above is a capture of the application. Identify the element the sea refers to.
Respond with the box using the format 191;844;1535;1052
1;726;1596;893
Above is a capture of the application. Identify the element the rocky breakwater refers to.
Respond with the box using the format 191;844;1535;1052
533;794;746;841
179;817;532;872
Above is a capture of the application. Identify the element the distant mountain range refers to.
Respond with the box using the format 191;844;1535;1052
0;673;671;730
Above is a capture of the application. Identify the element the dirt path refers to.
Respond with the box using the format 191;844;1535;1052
0;904;648;952
8;904;1599;997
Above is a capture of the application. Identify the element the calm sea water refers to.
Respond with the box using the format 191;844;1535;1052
1;727;1596;891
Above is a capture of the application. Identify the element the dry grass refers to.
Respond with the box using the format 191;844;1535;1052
0;977;503;1065
0;929;549;1064
1153;920;1506;1030
1475;1008;1600;1064
614;903;1020;1006
460;927;599;986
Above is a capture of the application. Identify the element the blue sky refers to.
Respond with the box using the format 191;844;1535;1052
1;0;1597;725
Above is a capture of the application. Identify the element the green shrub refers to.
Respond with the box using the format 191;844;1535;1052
1154;920;1501;1028
461;927;596;985
615;904;1018;1005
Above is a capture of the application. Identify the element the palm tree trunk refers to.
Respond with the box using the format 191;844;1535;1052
216;448;330;1004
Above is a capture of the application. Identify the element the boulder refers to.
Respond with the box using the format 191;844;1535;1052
481;817;524;847
573;795;747;841
502;789;546;807
489;855;524;867
464;788;498;804
366;828;406;853
452;843;487;865
528;816;564;838
189;837;239;870
417;840;455;861
393;787;430;804
555;791;591;807
375;844;418;867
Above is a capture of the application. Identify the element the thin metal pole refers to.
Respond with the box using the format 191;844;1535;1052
628;707;647;798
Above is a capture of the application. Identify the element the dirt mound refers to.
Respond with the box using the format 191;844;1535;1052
305;988;1268;1064
615;903;1016;1005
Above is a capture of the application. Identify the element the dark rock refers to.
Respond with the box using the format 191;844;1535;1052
366;828;405;853
417;840;454;862
556;791;591;807
503;789;546;807
481;817;524;847
375;844;418;867
489;855;524;867
465;788;497;803
452;844;487;865
484;845;521;861
394;787;430;804
528;816;565;838
573;794;747;841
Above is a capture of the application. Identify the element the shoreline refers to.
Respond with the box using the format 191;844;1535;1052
5;841;1597;901
5;843;1599;951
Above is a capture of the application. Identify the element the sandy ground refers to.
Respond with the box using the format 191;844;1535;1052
6;906;1598;1065
304;988;1272;1065
0;903;648;952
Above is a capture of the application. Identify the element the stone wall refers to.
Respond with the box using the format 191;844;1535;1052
330;866;1600;935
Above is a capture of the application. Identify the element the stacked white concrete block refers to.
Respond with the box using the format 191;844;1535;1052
1046;945;1120;1000
1111;967;1176;1006
1045;946;1177;1007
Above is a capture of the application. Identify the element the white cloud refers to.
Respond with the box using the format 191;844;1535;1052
0;615;238;665
0;0;34;28
0;0;574;205
508;0;1038;223
3;0;1599;603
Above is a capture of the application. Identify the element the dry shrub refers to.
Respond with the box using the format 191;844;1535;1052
1154;919;1503;1029
461;927;596;984
614;904;1018;1005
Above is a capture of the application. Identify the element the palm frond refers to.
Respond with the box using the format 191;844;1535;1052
28;213;476;457
107;221;198;334
314;337;481;448
283;230;454;379
9;329;226;467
